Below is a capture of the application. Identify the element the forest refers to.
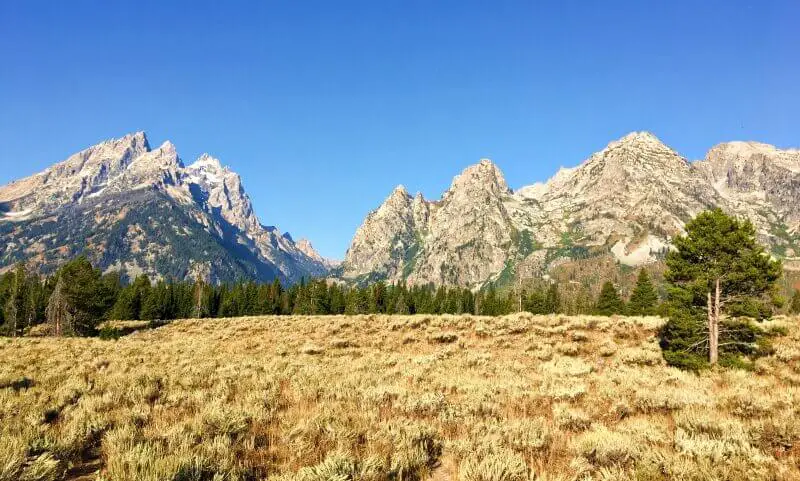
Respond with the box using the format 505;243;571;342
0;255;666;337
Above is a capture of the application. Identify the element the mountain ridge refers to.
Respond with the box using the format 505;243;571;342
341;131;800;288
0;132;333;283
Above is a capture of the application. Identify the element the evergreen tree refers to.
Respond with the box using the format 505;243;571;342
480;286;499;316
3;263;28;336
25;273;47;330
545;283;560;314
44;257;111;336
0;271;13;326
141;281;170;320
328;284;346;314
394;291;410;314
627;269;658;315
46;276;71;336
790;289;800;315
109;287;137;320
661;209;782;368
594;281;624;315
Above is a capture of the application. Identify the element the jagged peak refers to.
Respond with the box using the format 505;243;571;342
157;140;176;153
594;131;688;170
98;131;150;151
191;153;224;170
602;131;674;154
618;131;661;144
381;185;412;205
449;158;510;194
391;184;409;196
128;140;183;171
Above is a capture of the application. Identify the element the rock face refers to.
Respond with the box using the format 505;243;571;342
342;132;800;288
0;132;332;283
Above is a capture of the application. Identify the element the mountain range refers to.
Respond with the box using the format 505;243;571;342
339;132;800;289
0;132;330;283
2;131;799;289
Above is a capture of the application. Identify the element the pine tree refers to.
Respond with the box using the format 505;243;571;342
394;292;410;314
46;275;71;336
790;289;800;315
594;281;624;315
0;271;13;327
3;263;28;336
545;283;560;313
661;209;782;368
627;269;658;315
480;286;498;316
109;287;137;320
141;281;170;320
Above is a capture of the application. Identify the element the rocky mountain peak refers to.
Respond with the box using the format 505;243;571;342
446;158;510;198
295;238;339;269
617;130;661;144
381;185;413;212
87;130;148;154
1;132;334;284
390;184;409;198
600;131;686;166
191;153;224;170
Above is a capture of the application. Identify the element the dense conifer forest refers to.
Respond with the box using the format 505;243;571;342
0;255;668;337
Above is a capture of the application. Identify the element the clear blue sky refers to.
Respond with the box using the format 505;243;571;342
1;1;798;259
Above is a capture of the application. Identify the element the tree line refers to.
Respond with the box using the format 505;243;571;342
0;256;667;337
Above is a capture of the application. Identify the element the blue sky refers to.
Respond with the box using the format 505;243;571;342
1;1;798;259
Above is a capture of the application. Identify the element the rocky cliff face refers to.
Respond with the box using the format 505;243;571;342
696;141;800;255
0;132;331;283
342;132;800;288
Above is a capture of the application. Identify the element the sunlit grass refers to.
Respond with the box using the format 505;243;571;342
1;313;799;480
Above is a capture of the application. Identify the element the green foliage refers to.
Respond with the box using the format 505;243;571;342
517;229;539;257
790;289;800;314
98;325;123;340
660;209;783;369
661;349;709;372
664;209;782;320
594;281;624;315
523;283;560;314
627;269;659;315
49;256;117;336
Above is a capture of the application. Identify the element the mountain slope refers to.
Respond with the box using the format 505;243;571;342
342;132;800;288
0;133;330;283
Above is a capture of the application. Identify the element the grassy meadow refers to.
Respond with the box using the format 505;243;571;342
2;314;800;481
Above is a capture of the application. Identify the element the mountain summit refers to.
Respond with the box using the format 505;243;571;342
0;133;331;283
341;132;800;288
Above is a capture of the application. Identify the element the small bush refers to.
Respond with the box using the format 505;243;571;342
429;332;458;344
99;326;122;340
459;450;529;481
573;427;639;467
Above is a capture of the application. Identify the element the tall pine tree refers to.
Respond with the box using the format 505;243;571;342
661;209;782;368
627;269;658;315
594;281;624;315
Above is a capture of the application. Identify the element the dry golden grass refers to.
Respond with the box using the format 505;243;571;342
2;313;800;481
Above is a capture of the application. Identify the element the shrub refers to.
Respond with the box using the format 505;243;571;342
429;332;458;344
459;450;529;481
573;427;639;467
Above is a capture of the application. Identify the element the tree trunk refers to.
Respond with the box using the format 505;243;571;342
708;279;720;365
